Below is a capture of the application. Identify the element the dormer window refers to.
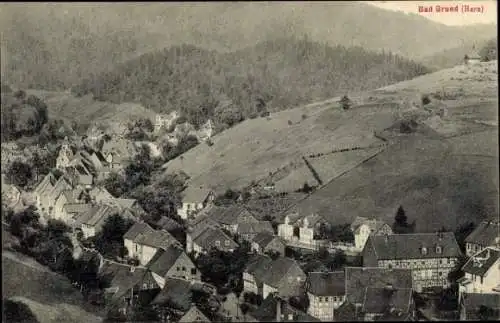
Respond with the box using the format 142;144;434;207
436;246;442;254
215;240;221;247
225;240;230;246
421;247;427;255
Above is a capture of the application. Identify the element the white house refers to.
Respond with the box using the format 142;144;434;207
177;186;215;220
123;222;181;266
350;216;393;251
277;212;329;249
459;247;500;298
306;271;346;321
464;45;481;66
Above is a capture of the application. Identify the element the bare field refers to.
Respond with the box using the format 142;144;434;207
293;135;498;232
3;250;103;323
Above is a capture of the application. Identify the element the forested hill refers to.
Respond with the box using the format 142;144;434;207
72;38;430;130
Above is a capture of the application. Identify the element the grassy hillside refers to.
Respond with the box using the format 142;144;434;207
2;249;103;323
1;2;495;89
71;39;430;129
161;61;498;231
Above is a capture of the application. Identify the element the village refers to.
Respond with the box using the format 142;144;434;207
2;106;499;323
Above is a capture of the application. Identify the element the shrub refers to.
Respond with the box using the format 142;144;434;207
287;120;293;125
301;114;308;120
421;95;431;105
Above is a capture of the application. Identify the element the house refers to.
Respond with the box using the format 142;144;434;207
178;305;211;323
76;204;119;239
64;163;94;188
362;232;462;292
306;271;345;321
211;205;260;234
151;277;194;315
458;247;500;296
33;172;57;210
238;221;274;241
248;293;321;322
350;216;392;251
123;222;181;265
56;140;77;169
344;267;413;307
43;176;74;217
251;232;286;256
63;203;93;229
154;111;179;133
243;255;306;299
465;221;500;257
101;139;138;170
147;244;201;288
361;286;415;321
103;197;145;217
99;260;160;316
52;188;86;222
459;293;500;320
191;226;238;255
278;212;330;247
88;186;115;204
464;45;482;65
177;186;215;220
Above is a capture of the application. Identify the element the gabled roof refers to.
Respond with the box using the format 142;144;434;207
151;277;193;311
295;213;327;227
345;267;413;305
123;222;153;241
245;254;273;277
237;221;273;235
89;186;115;201
179;305;211;323
156;216;183;232
193;227;238;251
136;229;180;250
252;232;280;247
78;204;117;227
307;271;345;296
367;232;461;260
361;287;413;314
260;257;303;288
99;260;153;302
250;294;321;322
182;185;213;203
47;176;73;202
211;205;258;225
33;173;56;195
465;221;500;247
111;198;137;210
462;247;500;277
147;245;188;277
63;203;92;214
350;216;389;234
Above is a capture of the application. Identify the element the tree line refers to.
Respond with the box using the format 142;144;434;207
71;38;430;132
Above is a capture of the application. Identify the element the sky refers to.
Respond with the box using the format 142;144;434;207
363;1;497;26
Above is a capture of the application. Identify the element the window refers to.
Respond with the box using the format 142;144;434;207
176;267;180;271
325;297;329;302
421;247;427;255
436;246;442;254
333;296;337;302
215;240;221;247
319;297;323;302
143;283;148;289
225;240;230;246
438;272;442;277
191;268;197;275
288;314;293;320
182;266;186;271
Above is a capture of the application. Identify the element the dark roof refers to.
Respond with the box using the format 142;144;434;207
151;278;193;311
212;205;258;225
237;221;273;235
345;267;413;305
367;232;461;260
463;293;500;310
192;227;238;251
63;203;92;214
182;185;213;203
147;245;186;277
307;271;345;296
156;216;182;231
462;247;500;277
334;301;359;322
252;232;278;247
260;257;303;288
99;261;149;301
245;254;273;278
465;221;500;246
123;222;153;241
250;294;321;322
33;173;56;195
78;204;117;226
179;305;211;323
136;229;180;250
361;287;413;314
